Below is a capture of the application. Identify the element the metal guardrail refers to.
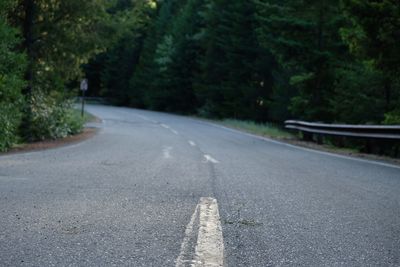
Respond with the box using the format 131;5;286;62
285;120;400;140
76;97;109;104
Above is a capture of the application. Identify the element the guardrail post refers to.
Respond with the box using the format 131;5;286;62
302;131;313;141
365;139;375;154
316;134;323;144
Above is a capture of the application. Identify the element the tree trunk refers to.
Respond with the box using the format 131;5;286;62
22;0;35;140
22;0;34;92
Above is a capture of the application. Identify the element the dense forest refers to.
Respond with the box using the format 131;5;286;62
86;0;400;124
1;0;400;151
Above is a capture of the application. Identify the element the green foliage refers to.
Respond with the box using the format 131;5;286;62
195;0;272;120
11;0;112;91
330;63;386;124
0;0;26;151
255;0;348;122
29;91;84;140
2;0;113;145
147;0;203;113
85;0;157;105
154;35;175;72
81;0;400;134
341;0;400;114
383;110;400;125
341;0;400;73
129;0;187;110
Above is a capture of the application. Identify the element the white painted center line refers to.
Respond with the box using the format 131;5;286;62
136;114;149;121
176;197;224;267
160;123;179;135
163;146;173;159
204;155;219;164
176;203;200;267
194;197;224;267
189;141;196;147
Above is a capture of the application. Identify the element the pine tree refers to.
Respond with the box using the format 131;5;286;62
8;0;111;140
341;0;400;123
196;0;272;120
149;0;204;113
89;0;157;105
11;0;110;93
255;0;347;122
128;0;183;109
0;0;26;151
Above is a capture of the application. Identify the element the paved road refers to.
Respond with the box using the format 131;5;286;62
1;105;400;266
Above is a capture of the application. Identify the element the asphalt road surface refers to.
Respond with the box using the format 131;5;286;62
1;105;400;266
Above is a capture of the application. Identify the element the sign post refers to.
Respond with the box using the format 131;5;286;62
80;79;88;117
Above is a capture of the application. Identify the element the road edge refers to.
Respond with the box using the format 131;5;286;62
192;118;400;170
0;118;102;157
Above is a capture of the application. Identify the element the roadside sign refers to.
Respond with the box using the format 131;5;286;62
80;79;88;91
80;79;88;117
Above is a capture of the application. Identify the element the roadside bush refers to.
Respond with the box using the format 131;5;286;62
64;108;85;135
0;66;25;152
383;109;400;125
330;64;386;124
0;99;23;152
29;90;84;140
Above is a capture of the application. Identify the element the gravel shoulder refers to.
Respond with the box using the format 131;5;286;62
0;127;99;156
209;120;400;166
0;113;101;156
3;107;399;167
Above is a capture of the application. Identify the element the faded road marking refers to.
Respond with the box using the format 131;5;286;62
176;202;200;267
189;141;196;147
0;176;29;181
204;155;219;164
136;115;158;124
160;124;179;135
201;120;400;170
176;197;224;267
163;146;173;159
136;114;149;121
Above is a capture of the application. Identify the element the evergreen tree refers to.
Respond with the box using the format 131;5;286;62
97;0;157;105
341;0;400;123
128;0;183;109
81;0;400;127
329;62;386;124
150;0;204;113
255;0;348;122
8;0;111;140
0;0;26;151
196;0;272;120
11;0;110;93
